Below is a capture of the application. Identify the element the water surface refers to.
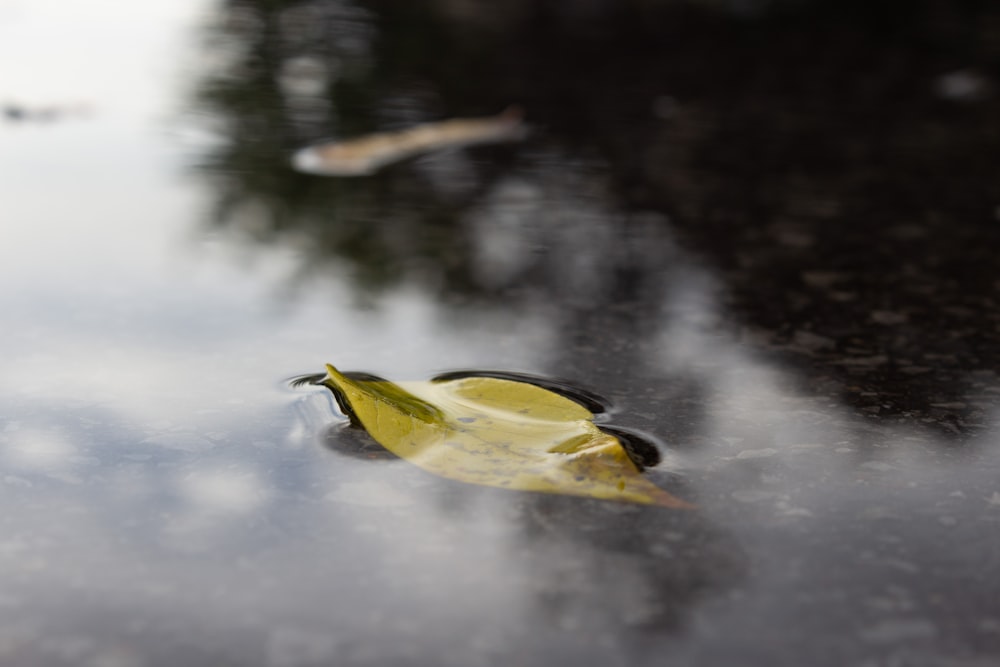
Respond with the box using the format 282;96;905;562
2;1;1000;665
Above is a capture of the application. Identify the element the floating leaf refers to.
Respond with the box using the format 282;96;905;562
315;364;691;508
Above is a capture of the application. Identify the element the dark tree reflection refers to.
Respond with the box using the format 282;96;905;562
192;0;1000;423
193;0;536;302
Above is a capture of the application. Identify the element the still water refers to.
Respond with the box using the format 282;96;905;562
3;1;1000;665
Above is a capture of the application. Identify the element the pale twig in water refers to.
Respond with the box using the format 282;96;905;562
291;106;527;177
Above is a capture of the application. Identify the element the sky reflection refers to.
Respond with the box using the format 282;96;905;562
3;0;1000;665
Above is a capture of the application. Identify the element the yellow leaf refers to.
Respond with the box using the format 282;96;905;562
317;364;692;508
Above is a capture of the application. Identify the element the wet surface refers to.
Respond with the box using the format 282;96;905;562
3;0;1000;665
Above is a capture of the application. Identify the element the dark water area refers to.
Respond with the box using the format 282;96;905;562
2;0;1000;665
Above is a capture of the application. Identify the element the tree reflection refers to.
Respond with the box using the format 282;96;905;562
194;0;530;302
193;0;1000;421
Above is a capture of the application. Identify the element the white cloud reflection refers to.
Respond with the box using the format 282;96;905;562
2;428;77;471
177;466;269;514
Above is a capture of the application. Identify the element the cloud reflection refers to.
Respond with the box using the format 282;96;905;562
4;242;1000;664
2;428;78;471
